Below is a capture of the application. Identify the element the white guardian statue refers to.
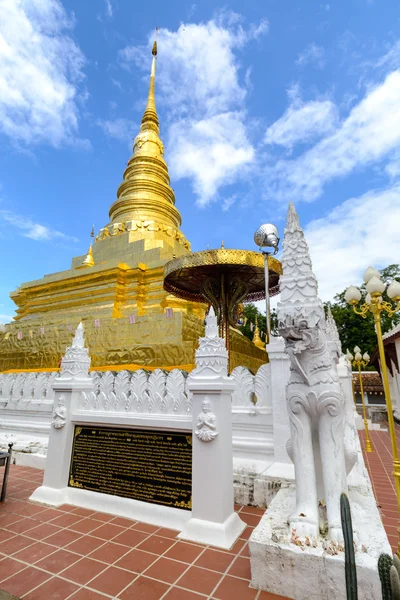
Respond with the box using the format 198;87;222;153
277;203;349;542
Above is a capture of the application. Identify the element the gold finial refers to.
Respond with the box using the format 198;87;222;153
221;240;225;249
141;31;159;130
253;317;264;349
77;226;95;269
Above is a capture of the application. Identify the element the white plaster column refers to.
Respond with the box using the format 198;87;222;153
178;308;246;549
30;323;94;506
266;336;291;466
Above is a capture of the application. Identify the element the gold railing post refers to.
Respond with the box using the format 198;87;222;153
357;362;373;452
374;309;400;556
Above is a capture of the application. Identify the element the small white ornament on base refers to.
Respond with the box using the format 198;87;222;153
195;398;218;442
51;395;66;429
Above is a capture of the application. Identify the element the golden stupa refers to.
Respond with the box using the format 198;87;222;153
0;42;269;374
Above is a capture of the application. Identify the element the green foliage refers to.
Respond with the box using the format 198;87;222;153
327;264;400;366
341;493;358;600
238;304;278;342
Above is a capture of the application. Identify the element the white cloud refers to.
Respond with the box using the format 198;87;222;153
296;43;326;68
97;118;136;143
105;0;113;18
0;315;13;325
168;112;254;206
303;184;400;300
0;210;78;242
121;16;267;205
265;98;338;149
266;70;400;202
0;0;86;148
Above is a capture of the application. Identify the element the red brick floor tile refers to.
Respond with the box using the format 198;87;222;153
226;539;246;554
111;517;137;527
177;565;222;595
57;504;77;512
133;522;160;534
240;527;254;541
164;588;206;599
240;543;250;558
35;548;81;573
113;528;149;548
165;541;204;563
24;522;61;540
213;575;258;600
115;548;158;573
87;565;137;597
1;566;51;597
118;575;169;599
239;513;261;527
50;513;84;528
0;513;24;527
13;504;47;518
90;522;125;540
227;556;251;580
24;576;80;600
44;528;83;547
156;527;179;539
5;516;38;534
180;567;221;595
61;557;108;585
0;529;16;544
194;549;235;573
137;535;176;555
91;512;115;523
0;557;26;582
145;557;188;584
240;506;265;516
89;541;131;564
66;535;105;555
13;541;56;563
0;534;36;555
71;507;97;518
68;518;104;535
70;588;107;599
29;508;63;522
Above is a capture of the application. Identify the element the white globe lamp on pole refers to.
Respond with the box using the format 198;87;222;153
254;224;279;345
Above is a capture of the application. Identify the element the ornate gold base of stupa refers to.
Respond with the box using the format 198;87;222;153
0;235;267;374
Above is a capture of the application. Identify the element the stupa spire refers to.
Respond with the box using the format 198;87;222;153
105;37;190;251
141;40;159;131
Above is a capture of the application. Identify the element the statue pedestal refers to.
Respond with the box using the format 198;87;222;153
249;483;389;600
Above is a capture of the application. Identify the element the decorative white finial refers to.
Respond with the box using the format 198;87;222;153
205;306;219;338
72;322;85;349
192;306;228;378
277;202;324;330
59;321;91;380
286;202;301;232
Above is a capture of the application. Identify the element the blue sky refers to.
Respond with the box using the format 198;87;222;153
0;0;400;322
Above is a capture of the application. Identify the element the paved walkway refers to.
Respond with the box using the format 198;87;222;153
0;429;397;599
359;427;399;553
0;466;284;600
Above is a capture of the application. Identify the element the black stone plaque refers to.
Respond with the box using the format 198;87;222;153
69;426;192;510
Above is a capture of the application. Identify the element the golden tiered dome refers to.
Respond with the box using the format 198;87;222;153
106;42;184;241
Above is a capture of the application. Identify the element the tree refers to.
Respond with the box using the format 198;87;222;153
238;304;278;342
327;264;400;365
